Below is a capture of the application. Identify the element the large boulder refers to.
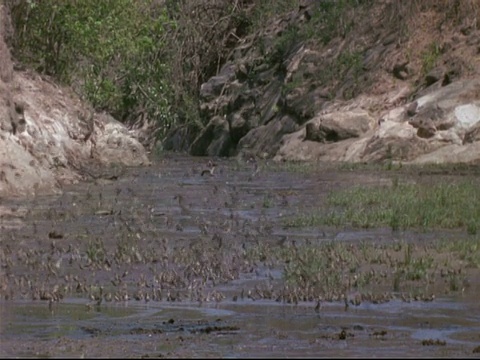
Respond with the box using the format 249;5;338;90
305;110;375;143
0;69;151;198
189;115;232;157
238;114;298;159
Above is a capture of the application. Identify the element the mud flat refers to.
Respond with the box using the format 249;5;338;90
1;154;480;358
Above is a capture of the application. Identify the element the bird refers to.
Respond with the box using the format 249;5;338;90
174;194;190;215
246;156;259;180
201;160;216;176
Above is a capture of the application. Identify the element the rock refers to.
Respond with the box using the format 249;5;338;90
238;115;298;158
393;61;410;80
165;2;480;165
409;117;437;138
425;66;446;86
275;78;480;163
228;113;251;144
305;110;375;143
189;115;232;157
409;142;480;164
199;63;237;102
0;15;150;197
89;113;150;167
463;122;480;144
406;101;418;117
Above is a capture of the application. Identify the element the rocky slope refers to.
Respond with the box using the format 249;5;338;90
3;2;480;201
0;4;150;199
176;1;480;165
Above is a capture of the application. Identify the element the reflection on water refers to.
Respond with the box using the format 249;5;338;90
2;295;479;358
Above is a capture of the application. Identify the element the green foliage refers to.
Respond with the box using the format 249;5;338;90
161;1;252;130
336;51;363;76
262;193;274;208
248;0;298;31
9;0;474;145
421;41;442;75
282;242;357;293
333;50;364;99
306;0;363;44
10;0;175;137
268;24;300;66
285;179;480;232
86;238;106;264
252;0;366;47
440;237;480;268
6;0;370;143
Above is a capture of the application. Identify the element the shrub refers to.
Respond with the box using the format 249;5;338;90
9;0;175;137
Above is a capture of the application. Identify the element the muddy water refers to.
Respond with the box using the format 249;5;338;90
1;154;480;358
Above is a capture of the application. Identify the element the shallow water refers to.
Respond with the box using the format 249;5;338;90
1;154;480;358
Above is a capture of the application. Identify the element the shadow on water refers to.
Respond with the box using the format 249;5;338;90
1;154;480;358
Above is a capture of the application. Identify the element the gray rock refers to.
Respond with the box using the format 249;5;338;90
0;50;150;197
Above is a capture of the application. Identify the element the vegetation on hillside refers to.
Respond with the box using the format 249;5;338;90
8;0;175;138
5;0;480;146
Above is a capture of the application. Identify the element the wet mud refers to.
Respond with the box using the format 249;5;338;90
1;154;480;358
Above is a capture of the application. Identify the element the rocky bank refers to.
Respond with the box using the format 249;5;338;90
171;1;480;165
0;5;150;200
3;1;480;201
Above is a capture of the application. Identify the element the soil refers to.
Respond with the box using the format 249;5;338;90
1;154;480;358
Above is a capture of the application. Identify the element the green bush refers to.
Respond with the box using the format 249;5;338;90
9;0;175;136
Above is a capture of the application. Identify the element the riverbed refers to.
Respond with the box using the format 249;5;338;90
1;154;479;358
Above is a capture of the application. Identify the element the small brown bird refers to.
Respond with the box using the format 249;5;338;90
174;194;190;215
201;160;216;176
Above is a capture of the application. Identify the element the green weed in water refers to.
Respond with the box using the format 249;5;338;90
284;180;480;232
